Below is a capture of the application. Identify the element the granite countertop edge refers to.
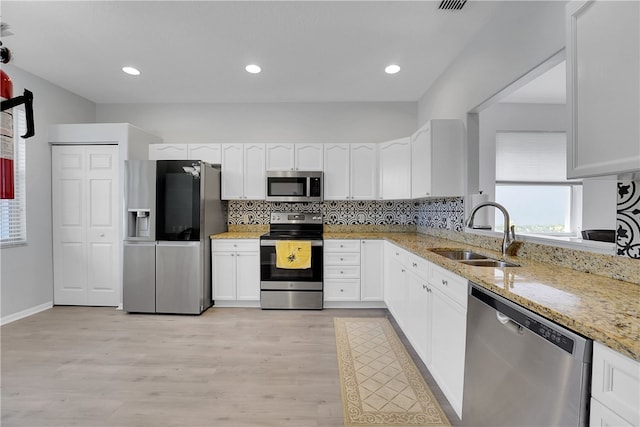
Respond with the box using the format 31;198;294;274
211;230;640;361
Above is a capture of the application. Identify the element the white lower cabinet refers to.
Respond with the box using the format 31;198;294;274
324;239;384;304
360;240;384;301
324;240;361;302
211;239;260;304
384;243;468;420
429;279;467;419
590;342;640;426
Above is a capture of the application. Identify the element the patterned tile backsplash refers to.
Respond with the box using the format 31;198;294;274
228;198;465;229
228;181;640;260
617;181;640;259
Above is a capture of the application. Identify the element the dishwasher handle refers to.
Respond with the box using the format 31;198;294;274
496;311;524;335
469;283;590;358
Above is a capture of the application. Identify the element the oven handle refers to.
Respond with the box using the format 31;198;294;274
260;240;323;247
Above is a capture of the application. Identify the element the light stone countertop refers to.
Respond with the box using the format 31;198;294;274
211;229;639;361
326;232;640;362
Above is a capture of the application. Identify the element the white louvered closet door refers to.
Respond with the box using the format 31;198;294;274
52;145;119;306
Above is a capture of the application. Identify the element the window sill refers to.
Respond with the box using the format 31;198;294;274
466;228;615;255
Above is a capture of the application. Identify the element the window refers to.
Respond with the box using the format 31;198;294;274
0;109;27;246
494;131;581;235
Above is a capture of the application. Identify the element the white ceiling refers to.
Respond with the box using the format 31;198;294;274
1;1;547;104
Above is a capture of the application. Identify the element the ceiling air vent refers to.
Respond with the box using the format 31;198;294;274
438;0;467;10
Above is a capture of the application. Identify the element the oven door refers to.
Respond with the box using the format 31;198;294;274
260;240;323;290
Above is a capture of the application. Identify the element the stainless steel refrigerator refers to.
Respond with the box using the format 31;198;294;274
123;160;227;314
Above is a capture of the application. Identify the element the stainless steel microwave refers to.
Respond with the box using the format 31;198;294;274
265;171;323;202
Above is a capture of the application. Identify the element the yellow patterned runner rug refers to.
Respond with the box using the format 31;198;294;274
334;317;451;427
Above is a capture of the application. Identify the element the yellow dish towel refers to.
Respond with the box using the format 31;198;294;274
275;241;312;269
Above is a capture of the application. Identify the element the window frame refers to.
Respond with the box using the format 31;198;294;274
0;108;27;247
493;130;582;237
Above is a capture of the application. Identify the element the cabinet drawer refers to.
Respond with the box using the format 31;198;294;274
324;240;360;252
324;279;361;301
405;252;430;279
324;265;360;279
325;252;361;266
591;342;640;426
212;239;259;252
429;264;468;308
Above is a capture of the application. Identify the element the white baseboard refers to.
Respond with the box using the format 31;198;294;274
1;301;53;326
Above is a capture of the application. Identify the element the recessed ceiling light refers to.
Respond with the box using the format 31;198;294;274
122;66;141;76
245;64;262;74
385;64;401;75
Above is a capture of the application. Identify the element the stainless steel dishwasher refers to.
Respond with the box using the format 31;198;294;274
462;282;592;427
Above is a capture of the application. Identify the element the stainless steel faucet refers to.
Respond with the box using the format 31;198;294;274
466;201;518;255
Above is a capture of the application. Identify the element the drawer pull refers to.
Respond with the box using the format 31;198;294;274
340;271;344;274
340;257;344;261
340;289;344;292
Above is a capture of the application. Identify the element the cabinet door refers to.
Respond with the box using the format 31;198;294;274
404;268;431;365
149;144;188;160
212;251;236;300
360;240;384;301
235;252;260;301
323;144;350;200
243;144;266;199
188;144;221;164
387;254;407;329
430;288;467;418
295;144;324;171
221;144;243;199
411;124;431;199
589;398;634;427
379;137;411;200
567;0;640;177
265;144;294;171
591;341;640;426
350;144;378;200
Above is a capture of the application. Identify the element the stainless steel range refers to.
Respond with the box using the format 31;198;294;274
260;212;323;309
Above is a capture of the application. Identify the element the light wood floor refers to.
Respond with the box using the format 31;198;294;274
1;306;459;426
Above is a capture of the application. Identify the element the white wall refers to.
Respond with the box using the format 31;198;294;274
0;65;96;323
417;1;567;124
96;102;417;145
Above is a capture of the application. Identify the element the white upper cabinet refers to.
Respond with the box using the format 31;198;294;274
379;137;411;200
265;143;323;171
323;143;377;200
265;144;294;170
324;144;351;200
566;0;640;178
221;144;265;200
149;144;187;160
411;119;464;199
350;144;378;200
187;144;221;164
149;143;222;164
295;144;324;171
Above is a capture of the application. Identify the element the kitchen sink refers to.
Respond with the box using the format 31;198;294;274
458;259;519;268
431;249;519;268
431;250;487;261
